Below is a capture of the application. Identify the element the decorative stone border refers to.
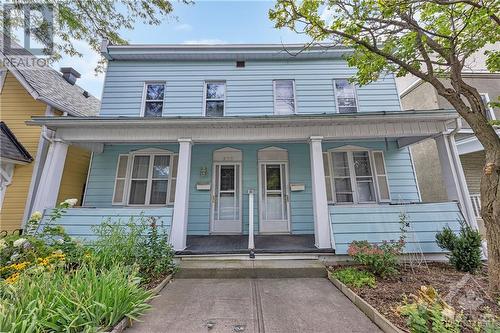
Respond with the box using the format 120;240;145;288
327;271;404;333
109;274;173;333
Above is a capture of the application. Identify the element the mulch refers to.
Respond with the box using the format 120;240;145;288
329;262;499;332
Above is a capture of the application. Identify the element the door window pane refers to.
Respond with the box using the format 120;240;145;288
220;165;235;191
334;79;358;113
266;165;282;190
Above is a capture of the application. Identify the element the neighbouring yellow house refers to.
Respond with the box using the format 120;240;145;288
0;41;100;232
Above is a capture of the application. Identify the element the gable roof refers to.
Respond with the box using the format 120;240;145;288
0;121;33;164
0;35;100;117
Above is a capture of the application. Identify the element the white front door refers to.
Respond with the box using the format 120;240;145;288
211;163;242;234
259;162;290;233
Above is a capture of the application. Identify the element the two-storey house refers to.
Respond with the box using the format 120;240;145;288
30;43;476;256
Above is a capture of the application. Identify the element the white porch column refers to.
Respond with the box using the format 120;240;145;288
31;140;68;213
309;136;332;249
435;134;477;229
170;138;192;251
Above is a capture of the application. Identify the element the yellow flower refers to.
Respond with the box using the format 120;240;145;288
4;272;20;284
12;262;29;271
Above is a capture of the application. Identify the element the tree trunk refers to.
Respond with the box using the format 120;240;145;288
435;85;500;297
480;148;500;298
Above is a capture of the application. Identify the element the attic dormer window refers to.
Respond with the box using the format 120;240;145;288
142;83;165;117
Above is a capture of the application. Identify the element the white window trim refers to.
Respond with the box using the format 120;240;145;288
140;82;166;117
112;148;177;207
332;79;359;114
326;146;388;205
203;81;226;117
273;79;297;115
480;93;496;120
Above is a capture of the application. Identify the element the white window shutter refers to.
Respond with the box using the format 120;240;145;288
112;155;129;205
372;151;391;202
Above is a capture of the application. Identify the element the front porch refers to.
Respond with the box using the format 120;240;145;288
29;110;478;256
179;234;331;255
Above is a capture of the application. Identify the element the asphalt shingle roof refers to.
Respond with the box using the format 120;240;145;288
0;122;33;163
0;35;100;117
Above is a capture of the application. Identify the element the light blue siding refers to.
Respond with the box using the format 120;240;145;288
322;140;420;202
187;143;314;235
40;207;173;242
330;202;462;254
84;144;179;207
100;60;401;117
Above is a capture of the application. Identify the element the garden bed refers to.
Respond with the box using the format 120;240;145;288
329;263;499;333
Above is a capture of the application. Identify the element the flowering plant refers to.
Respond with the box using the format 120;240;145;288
347;239;404;278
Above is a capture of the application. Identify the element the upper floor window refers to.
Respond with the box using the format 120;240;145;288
274;80;296;115
112;149;178;206
480;93;496;120
142;83;165;117
333;79;358;114
205;81;226;117
323;149;390;204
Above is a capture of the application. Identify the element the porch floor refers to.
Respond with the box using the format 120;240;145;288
177;235;334;255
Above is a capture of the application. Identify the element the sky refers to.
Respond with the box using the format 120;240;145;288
53;1;311;98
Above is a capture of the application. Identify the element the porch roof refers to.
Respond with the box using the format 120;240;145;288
27;110;459;150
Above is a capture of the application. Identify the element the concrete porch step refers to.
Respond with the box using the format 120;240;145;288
175;259;327;279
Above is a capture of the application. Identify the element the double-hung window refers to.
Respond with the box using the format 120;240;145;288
273;80;296;114
324;149;390;204
112;150;178;206
205;81;226;117
142;83;165;117
333;79;358;113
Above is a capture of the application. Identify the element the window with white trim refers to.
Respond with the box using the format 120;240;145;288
479;93;496;120
273;80;296;114
142;83;165;117
323;149;390;204
205;81;226;117
112;150;177;206
333;79;358;113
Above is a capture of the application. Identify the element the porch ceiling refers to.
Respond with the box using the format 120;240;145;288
27;110;458;147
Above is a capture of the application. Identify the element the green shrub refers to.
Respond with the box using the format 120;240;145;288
436;223;482;273
92;216;176;282
347;240;403;278
333;267;376;288
0;264;152;332
399;286;462;333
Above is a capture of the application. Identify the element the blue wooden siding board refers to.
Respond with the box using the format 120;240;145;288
39;208;173;243
322;140;420;202
329;202;463;254
84;144;179;207
100;60;401;117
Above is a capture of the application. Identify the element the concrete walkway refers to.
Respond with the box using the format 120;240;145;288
126;278;381;333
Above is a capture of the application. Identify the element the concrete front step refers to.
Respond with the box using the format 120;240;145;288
175;259;327;279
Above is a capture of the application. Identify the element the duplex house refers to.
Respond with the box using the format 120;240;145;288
400;71;500;235
0;38;100;232
31;43;475;256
